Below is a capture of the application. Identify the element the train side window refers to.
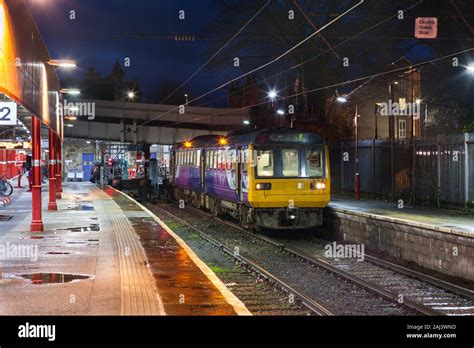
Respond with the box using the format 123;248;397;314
282;149;299;177
256;150;274;177
228;149;236;170
212;150;217;169
205;151;209;169
196;150;201;167
178;151;182;166
241;148;249;171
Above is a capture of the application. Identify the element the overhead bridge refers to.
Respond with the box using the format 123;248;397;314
63;99;251;144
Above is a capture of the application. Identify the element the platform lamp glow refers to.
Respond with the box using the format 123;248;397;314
46;59;77;69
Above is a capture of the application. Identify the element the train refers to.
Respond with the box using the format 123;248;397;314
170;128;331;230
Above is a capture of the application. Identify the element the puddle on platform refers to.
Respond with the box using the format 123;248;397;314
0;215;13;221
17;273;91;285
57;224;101;233
20;235;44;240
66;202;95;211
66;239;99;246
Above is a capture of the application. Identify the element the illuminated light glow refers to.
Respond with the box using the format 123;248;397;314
268;89;277;100
243;120;250;125
415;99;422;104
336;96;348;103
127;91;135;99
65;124;74;128
47;59;76;68
64;115;77;121
467;65;474;73
184;141;192;148
41;63;50;124
219;137;228;146
277;109;285;115
59;88;81;95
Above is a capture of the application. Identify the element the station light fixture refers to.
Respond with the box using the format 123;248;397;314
127;91;136;100
59;88;81;95
219;137;228;146
243;120;250;125
65;124;74;128
184;141;192;148
267;89;277;100
47;59;77;68
277;109;285;115
466;64;474;74
336;96;348;103
415;99;422;104
64;115;77;121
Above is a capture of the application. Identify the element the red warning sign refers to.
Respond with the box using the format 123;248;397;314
415;17;438;39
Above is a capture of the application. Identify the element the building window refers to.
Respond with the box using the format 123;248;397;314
399;119;407;139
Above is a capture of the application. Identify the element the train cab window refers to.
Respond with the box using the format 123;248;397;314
256;150;274;177
282;149;299;177
306;148;323;177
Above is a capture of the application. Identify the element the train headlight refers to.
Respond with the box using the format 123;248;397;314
311;182;326;190
256;183;272;190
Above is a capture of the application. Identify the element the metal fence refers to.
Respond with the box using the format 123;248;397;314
329;133;474;207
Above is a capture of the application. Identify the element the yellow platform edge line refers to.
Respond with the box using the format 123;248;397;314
110;187;253;316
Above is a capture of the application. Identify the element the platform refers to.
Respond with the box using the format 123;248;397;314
329;196;474;235
326;196;474;281
0;182;250;315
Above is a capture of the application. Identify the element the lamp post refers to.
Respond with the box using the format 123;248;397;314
337;95;361;200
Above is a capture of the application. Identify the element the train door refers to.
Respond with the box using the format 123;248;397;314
239;146;249;201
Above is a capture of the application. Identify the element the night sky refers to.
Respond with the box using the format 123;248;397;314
27;0;227;104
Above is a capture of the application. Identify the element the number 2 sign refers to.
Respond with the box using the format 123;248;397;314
0;102;17;125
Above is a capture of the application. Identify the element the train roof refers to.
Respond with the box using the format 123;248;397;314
173;129;325;149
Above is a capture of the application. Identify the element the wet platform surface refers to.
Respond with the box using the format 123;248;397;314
105;188;247;315
0;182;247;315
329;196;474;234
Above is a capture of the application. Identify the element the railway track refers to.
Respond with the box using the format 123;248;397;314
184;204;474;316
148;204;333;316
149;202;474;316
145;203;434;316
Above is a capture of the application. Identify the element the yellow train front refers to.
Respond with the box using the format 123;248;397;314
171;129;331;230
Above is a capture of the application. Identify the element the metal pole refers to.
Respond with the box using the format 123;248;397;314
55;135;62;199
30;116;43;232
340;141;344;194
355;104;361;200
390;138;395;201
372;138;376;199
48;129;57;211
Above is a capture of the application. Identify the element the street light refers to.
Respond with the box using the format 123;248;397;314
267;89;277;100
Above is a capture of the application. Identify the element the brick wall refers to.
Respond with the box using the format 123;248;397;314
325;208;474;281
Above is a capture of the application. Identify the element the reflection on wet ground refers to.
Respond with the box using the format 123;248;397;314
9;273;91;285
0;215;13;221
123;210;238;315
56;224;101;233
65;202;95;211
